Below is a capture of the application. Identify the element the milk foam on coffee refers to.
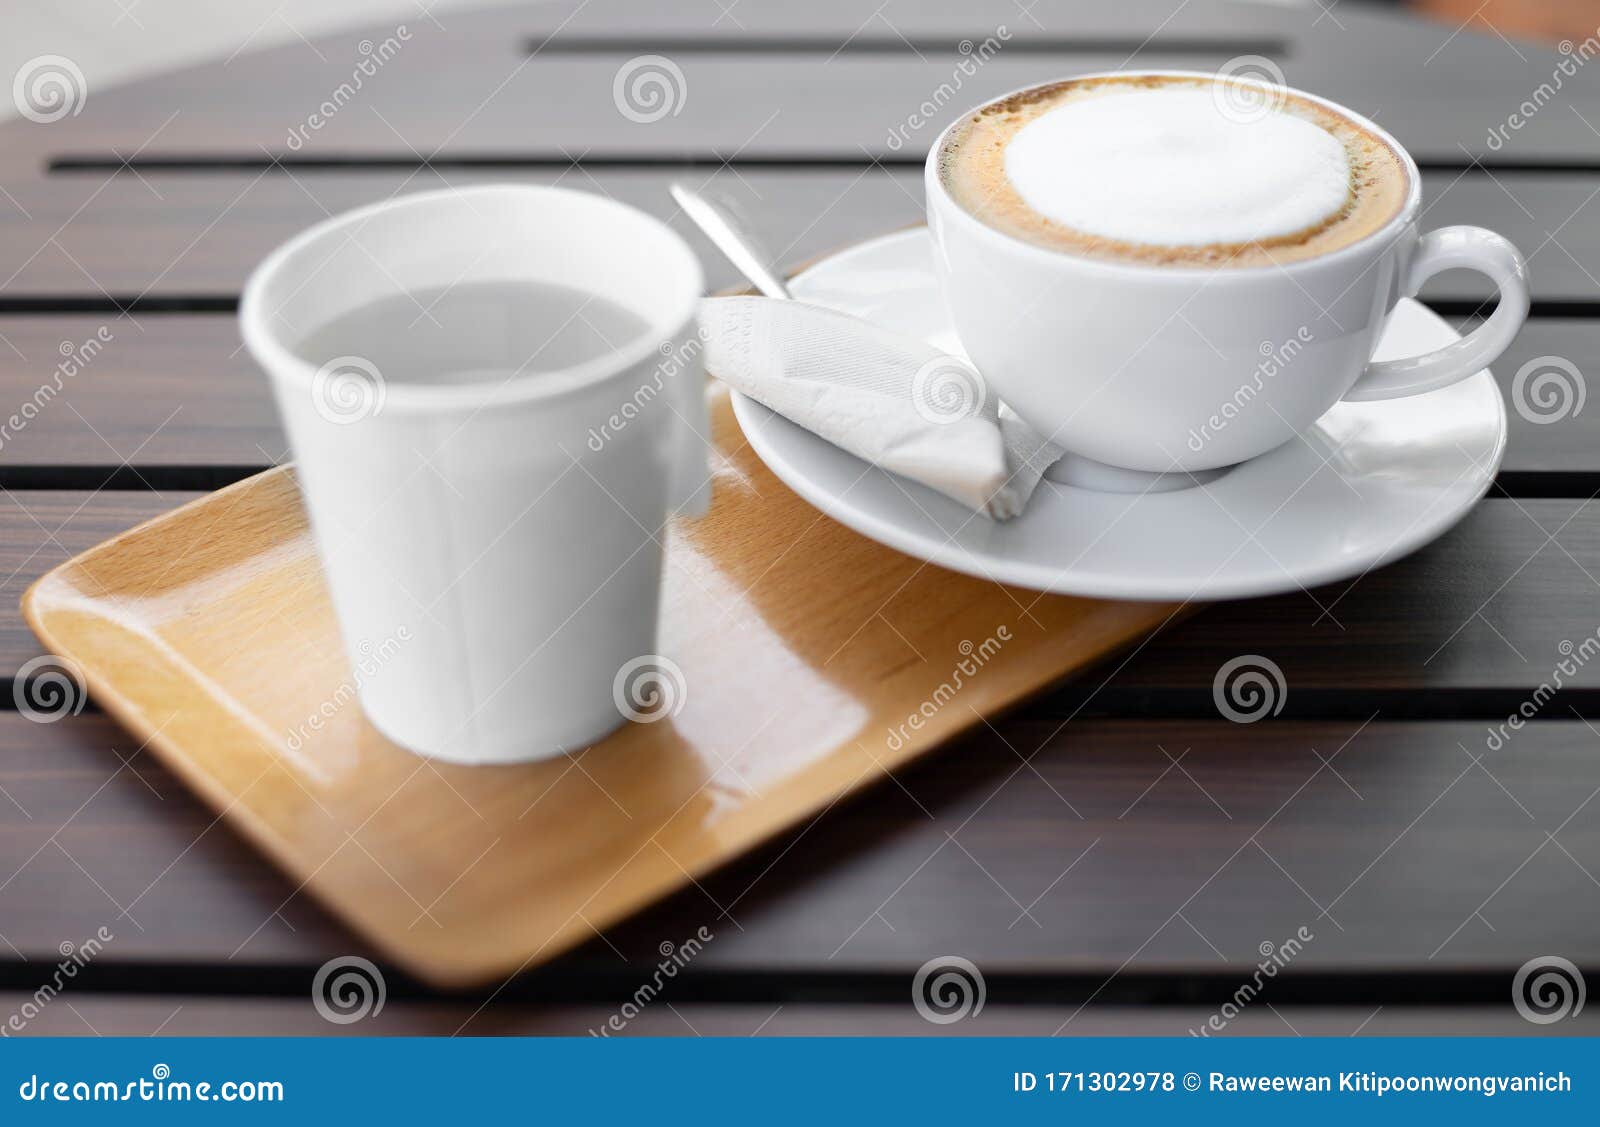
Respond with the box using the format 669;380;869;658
938;75;1409;267
1003;89;1352;248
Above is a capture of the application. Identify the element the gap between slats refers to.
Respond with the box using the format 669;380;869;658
0;465;1592;497
44;156;1600;173
4;299;1593;321
7;681;1600;721
0;302;1593;498
522;35;1293;56
0;961;1573;1006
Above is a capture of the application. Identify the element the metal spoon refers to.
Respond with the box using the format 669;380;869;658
670;182;792;300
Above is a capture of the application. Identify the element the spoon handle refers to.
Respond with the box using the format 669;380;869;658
670;183;792;300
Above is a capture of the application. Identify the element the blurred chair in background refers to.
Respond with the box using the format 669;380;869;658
1412;0;1600;43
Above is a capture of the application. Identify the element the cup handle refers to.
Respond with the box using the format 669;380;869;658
1341;226;1529;402
669;342;712;517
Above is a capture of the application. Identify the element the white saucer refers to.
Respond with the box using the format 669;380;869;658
729;230;1507;600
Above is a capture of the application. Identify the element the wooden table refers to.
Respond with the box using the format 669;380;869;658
2;0;1597;1036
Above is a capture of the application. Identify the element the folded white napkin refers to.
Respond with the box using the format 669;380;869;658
699;297;1064;519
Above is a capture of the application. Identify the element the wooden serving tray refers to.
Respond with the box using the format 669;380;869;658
23;381;1177;987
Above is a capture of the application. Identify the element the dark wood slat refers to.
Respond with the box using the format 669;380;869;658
0;494;1597;689
0;494;197;678
1470;319;1600;477
0;317;274;468
602;717;1600;974
1;996;1592;1036
508;0;1302;41
0;170;920;301
2;2;1589;166
0;170;1593;304
20;50;1276;161
4;713;1598;976
3;316;1598;479
0;455;1593;686
1418;173;1600;307
0;713;340;966
517;36;1293;57
1114;500;1600;693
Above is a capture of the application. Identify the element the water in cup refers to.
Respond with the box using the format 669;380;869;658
295;281;651;386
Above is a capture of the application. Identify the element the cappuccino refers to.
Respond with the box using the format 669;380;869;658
938;75;1408;267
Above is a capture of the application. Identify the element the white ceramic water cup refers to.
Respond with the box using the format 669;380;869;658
927;72;1531;473
241;185;707;764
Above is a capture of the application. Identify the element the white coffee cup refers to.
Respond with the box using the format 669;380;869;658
926;72;1530;474
241;185;707;764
